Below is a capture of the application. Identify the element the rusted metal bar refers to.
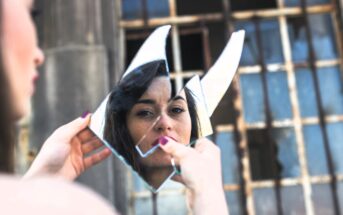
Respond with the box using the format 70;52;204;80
152;192;158;215
254;17;284;215
237;59;341;74
242;115;343;129
276;0;315;213
120;5;334;29
221;1;255;214
201;25;212;70
141;0;148;27
232;5;333;20
299;0;341;214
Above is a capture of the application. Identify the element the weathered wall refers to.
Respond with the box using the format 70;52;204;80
29;0;128;214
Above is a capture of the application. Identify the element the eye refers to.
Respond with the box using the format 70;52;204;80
136;110;154;118
170;107;185;115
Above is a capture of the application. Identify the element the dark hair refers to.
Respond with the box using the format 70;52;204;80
104;60;199;174
0;1;15;173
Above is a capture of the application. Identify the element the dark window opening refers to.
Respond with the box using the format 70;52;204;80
230;0;277;12
176;0;222;15
248;129;281;181
180;33;204;70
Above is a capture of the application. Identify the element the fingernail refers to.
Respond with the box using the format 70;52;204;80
159;136;168;145
81;111;90;118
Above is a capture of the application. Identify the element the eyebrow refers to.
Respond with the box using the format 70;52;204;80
136;95;186;105
170;95;186;102
136;99;155;104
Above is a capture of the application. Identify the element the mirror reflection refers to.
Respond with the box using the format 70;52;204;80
103;58;212;191
88;25;245;192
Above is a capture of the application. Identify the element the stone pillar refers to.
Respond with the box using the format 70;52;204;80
30;0;124;208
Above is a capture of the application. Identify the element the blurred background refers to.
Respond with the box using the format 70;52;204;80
16;0;343;214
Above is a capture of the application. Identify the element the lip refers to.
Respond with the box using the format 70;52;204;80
151;136;177;147
31;72;39;94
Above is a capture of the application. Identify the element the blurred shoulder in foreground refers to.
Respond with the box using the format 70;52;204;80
0;175;119;215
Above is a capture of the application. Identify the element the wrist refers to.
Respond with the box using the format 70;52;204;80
190;184;228;215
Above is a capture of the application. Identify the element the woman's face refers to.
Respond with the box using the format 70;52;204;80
127;76;192;167
2;0;44;119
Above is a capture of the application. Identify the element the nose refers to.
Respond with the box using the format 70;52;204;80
154;114;172;132
34;47;45;67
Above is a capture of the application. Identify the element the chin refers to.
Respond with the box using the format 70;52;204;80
13;101;31;121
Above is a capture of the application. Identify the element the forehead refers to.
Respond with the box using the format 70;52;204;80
140;76;171;100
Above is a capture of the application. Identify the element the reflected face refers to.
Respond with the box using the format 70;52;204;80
2;0;44;119
127;76;192;166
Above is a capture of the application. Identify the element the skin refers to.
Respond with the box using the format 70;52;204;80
2;0;44;119
127;76;192;167
1;0;111;180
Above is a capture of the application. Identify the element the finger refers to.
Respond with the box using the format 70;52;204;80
195;138;221;158
55;114;91;139
77;127;96;141
81;137;104;154
194;138;215;152
158;137;194;162
83;148;111;169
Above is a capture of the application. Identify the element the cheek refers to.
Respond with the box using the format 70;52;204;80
127;118;150;145
176;114;192;144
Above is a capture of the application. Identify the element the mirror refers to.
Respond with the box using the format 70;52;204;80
88;25;245;192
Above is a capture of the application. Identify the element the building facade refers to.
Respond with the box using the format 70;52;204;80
19;0;343;214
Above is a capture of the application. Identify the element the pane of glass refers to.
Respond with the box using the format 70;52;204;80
226;191;244;215
231;0;277;11
235;19;284;66
255;186;306;214
90;26;244;193
287;14;338;62
208;22;237;126
312;184;335;215
135;75;213;156
176;0;222;15
253;188;278;214
121;0;169;20
147;0;169;18
287;16;309;63
272;128;300;178
318;66;343;116
134;168;185;191
122;0;142;20
285;0;330;7
216;131;241;185
303;125;329;175
241;71;292;123
281;186;306;214
135;196;153;215
326;122;343;174
295;68;319;117
266;71;292;120
310;14;338;61
240;73;266;123
134;171;150;192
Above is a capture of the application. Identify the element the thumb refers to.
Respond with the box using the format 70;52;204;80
158;136;193;161
54;113;91;139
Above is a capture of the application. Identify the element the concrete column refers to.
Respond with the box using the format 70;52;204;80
30;0;124;208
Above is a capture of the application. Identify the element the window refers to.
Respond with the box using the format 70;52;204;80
119;0;343;214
